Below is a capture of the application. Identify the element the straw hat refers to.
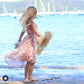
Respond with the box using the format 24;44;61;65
36;31;52;55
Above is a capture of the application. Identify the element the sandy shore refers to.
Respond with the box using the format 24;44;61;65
0;68;84;84
0;77;84;84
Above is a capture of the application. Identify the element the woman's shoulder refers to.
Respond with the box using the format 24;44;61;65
31;20;35;25
30;20;37;28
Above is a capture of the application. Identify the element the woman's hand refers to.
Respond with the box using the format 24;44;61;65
18;39;21;42
14;43;18;49
14;41;22;49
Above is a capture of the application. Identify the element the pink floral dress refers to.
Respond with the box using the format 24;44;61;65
5;23;37;68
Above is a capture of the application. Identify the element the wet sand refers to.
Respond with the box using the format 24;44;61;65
0;68;84;84
0;76;84;84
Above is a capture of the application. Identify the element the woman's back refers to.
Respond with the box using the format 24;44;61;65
27;26;34;34
23;21;37;35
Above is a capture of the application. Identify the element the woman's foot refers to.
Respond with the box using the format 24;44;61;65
23;79;31;83
29;77;38;82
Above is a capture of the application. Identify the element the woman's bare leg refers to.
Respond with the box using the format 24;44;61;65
24;62;31;82
29;63;38;81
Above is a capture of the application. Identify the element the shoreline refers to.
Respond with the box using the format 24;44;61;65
0;74;84;84
0;65;84;69
0;68;84;84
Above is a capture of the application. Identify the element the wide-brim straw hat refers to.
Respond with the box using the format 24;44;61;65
36;31;52;55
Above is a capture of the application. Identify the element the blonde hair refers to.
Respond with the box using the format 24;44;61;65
20;6;37;31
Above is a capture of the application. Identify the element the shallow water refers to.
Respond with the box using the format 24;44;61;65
0;14;84;67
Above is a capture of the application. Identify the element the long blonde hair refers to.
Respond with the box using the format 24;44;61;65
20;6;37;31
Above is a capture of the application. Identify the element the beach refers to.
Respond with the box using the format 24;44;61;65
0;67;84;84
0;14;84;84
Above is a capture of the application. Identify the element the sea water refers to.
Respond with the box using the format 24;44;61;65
0;14;84;68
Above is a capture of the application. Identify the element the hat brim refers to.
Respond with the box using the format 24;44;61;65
36;31;52;55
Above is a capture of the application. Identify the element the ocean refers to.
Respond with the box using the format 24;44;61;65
0;14;84;68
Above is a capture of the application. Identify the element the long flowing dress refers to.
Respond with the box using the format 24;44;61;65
5;24;37;68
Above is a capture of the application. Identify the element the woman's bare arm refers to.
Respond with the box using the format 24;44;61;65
18;31;25;42
31;23;42;37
